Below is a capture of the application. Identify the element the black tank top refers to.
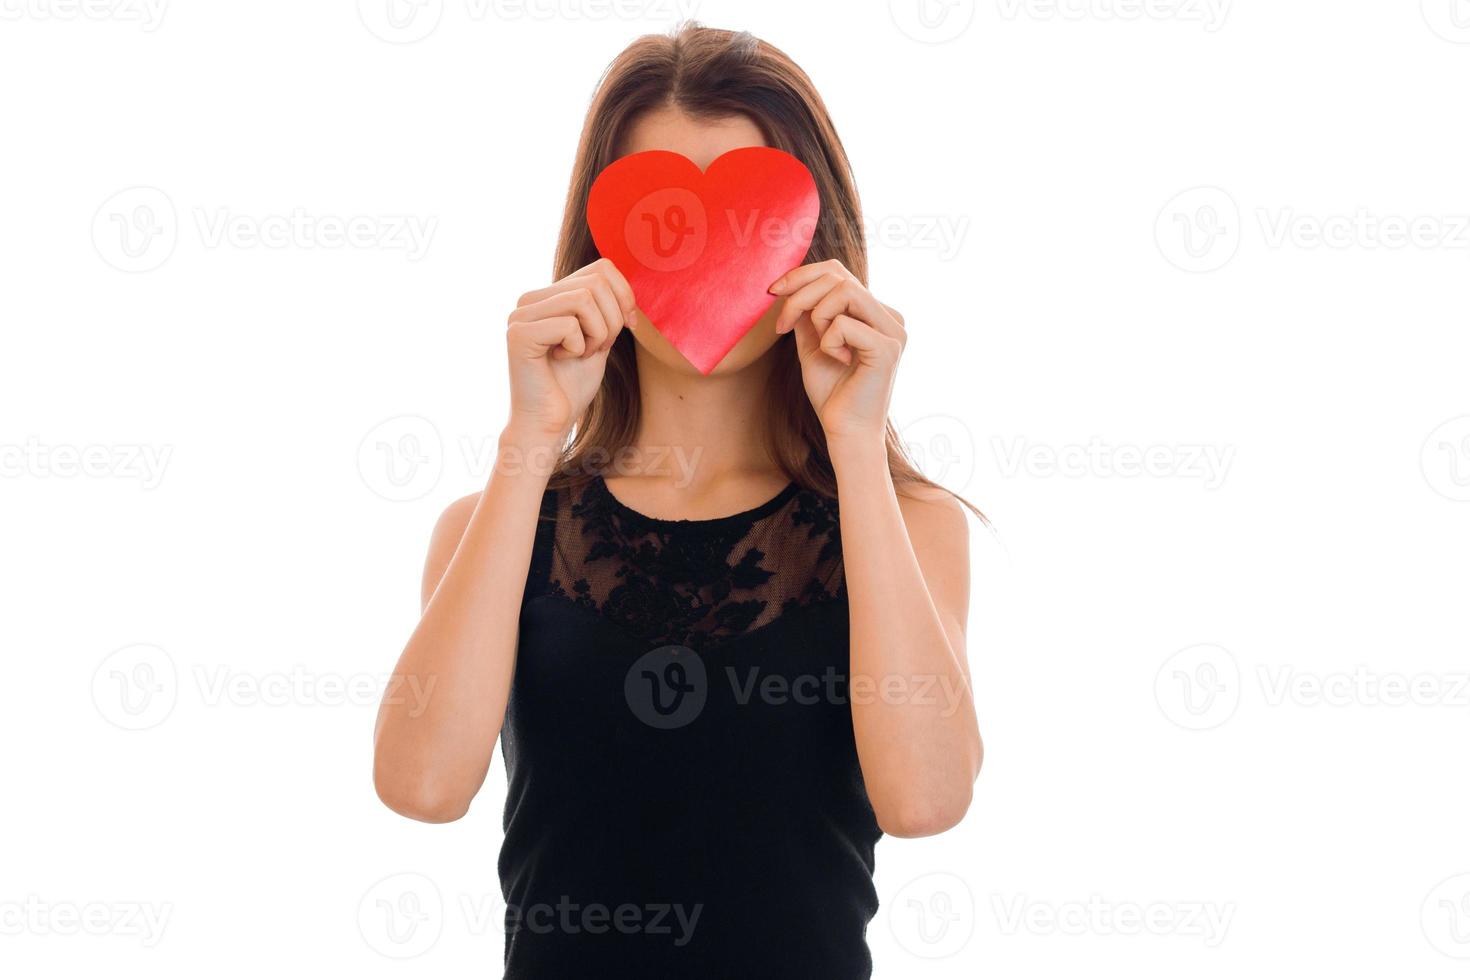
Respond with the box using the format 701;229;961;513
499;475;882;978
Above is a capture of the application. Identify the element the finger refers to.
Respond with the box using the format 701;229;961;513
582;258;638;325
516;258;637;328
807;280;892;335
511;316;586;360
768;258;852;296
775;271;845;335
820;314;900;368
792;313;822;361
794;313;853;366
510;288;609;356
804;280;905;348
560;273;625;349
814;314;852;366
872;301;907;346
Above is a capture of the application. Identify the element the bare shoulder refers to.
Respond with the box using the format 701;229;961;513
896;483;971;629
896;482;970;547
432;491;482;544
421;492;483;609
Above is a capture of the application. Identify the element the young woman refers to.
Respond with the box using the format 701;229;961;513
373;24;983;979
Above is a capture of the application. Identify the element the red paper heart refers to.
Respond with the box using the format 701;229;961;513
586;147;820;375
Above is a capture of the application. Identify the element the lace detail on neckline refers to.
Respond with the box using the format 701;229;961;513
587;475;801;530
540;478;845;652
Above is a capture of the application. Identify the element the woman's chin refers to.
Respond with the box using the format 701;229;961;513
630;317;784;378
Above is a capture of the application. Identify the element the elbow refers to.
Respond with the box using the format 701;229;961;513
878;802;968;839
374;766;471;824
875;739;982;839
876;785;973;839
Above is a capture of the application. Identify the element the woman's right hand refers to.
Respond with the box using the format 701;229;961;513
379;264;636;822
505;257;637;442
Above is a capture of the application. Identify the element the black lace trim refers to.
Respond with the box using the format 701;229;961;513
540;477;845;651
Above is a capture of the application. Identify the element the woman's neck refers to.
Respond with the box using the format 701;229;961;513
622;345;783;496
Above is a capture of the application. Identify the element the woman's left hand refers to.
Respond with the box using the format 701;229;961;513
770;259;906;445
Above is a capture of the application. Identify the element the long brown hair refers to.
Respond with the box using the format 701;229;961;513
550;22;972;513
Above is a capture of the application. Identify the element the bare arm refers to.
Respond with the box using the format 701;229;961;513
372;258;636;822
772;257;983;838
371;446;552;823
833;442;982;838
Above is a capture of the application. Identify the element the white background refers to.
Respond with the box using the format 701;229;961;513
3;0;1469;976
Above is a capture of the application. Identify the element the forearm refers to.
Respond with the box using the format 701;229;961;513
831;436;982;837
373;428;556;821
